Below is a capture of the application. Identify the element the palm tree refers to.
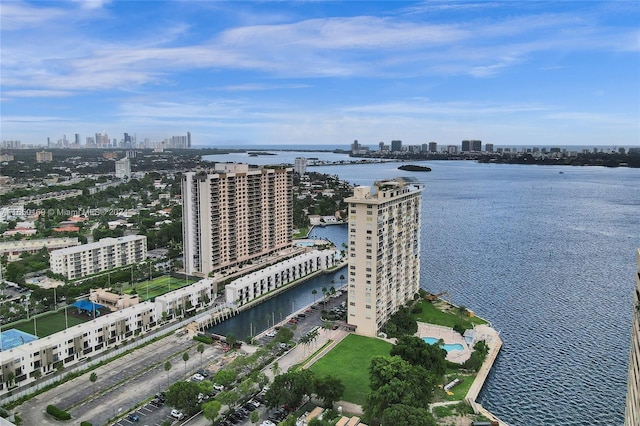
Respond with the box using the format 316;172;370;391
321;287;327;308
90;372;98;396
339;274;345;288
182;352;190;374
197;343;204;368
311;289;317;303
164;361;172;387
271;361;281;377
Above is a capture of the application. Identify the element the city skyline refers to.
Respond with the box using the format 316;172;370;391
1;1;639;147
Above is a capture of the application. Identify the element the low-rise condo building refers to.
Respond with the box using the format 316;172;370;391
225;249;337;306
50;235;147;280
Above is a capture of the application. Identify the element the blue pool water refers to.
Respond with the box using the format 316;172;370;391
1;329;38;350
422;337;465;352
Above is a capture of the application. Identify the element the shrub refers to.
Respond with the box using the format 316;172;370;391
193;335;213;344
80;422;93;426
46;405;71;420
453;323;465;336
411;304;423;314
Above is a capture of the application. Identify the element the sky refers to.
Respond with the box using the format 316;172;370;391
1;0;639;148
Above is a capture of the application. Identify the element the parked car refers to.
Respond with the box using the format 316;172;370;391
265;329;277;337
197;369;210;377
192;373;205;381
150;398;163;407
170;409;185;420
213;383;225;391
127;413;140;422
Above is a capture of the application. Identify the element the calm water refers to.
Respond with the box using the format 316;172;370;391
206;152;639;425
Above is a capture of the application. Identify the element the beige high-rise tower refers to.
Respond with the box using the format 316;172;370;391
345;178;424;337
625;248;640;425
182;163;293;277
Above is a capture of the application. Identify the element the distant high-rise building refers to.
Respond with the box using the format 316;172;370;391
345;178;423;337
485;143;494;153
447;145;458;154
428;142;437;152
294;157;307;175
74;133;80;145
182;164;293;277
187;131;192;148
461;140;482;152
36;151;53;163
47;137;51;148
351;140;360;154
625;248;640;426
115;158;131;179
391;140;402;152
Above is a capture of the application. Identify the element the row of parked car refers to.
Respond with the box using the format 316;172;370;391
218;393;263;426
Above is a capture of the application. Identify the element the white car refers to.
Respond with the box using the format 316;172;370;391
192;373;205;382
170;409;184;420
265;329;277;337
213;383;225;391
260;421;276;426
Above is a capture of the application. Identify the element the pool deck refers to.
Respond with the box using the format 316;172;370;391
416;322;471;363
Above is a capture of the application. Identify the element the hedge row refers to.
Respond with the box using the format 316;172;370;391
193;335;213;344
46;405;71;420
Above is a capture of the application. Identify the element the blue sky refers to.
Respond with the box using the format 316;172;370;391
1;0;639;148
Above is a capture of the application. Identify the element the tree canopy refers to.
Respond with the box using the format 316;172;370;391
313;375;345;408
265;370;315;409
390;335;447;377
381;404;436;426
364;356;438;424
166;381;201;415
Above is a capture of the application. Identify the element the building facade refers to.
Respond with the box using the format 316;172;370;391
294;157;307;175
50;235;147;280
182;163;293;277
0;237;80;262
0;278;216;397
36;151;53;163
115;158;131;179
225;249;337;306
345;178;423;337
625;248;640;426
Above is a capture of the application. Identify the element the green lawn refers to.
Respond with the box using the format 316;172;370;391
13;311;89;337
309;334;392;405
439;372;477;401
412;300;487;330
124;275;197;301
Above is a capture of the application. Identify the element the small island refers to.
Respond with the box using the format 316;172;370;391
247;151;277;156
398;164;432;172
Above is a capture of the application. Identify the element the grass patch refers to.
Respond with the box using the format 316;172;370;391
412;300;486;330
13;311;89;337
309;334;392;405
124;275;197;301
439;373;476;401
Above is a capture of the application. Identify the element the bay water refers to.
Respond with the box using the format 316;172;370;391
205;151;639;425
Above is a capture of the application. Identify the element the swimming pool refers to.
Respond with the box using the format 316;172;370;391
422;337;465;353
295;241;315;247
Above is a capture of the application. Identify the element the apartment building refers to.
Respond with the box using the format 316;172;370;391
182;163;293;277
50;235;147;280
0;278;216;396
115;157;131;179
345;178;424;337
0;237;80;262
625;248;640;426
225;249;337;306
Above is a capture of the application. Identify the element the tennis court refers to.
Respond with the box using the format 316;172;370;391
125;275;198;301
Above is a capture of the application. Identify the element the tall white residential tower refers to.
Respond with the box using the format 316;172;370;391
625;248;640;426
345;177;423;337
182;163;293;277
